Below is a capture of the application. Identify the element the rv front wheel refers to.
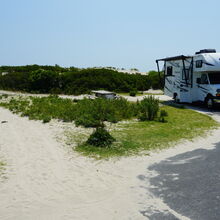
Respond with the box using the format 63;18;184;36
173;93;179;103
206;97;214;109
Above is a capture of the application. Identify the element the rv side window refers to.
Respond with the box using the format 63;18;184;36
196;60;203;68
201;74;208;84
166;66;173;76
182;69;189;80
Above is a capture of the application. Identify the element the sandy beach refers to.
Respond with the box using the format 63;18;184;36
0;98;219;219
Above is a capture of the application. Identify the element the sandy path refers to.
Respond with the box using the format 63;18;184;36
0;108;145;220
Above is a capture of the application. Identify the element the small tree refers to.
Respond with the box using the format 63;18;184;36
84;98;116;147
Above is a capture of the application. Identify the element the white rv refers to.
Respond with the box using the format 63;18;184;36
156;49;220;108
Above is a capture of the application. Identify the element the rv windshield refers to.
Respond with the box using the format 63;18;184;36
208;72;220;84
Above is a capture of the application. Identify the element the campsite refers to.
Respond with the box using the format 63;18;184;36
1;54;220;220
1;0;220;219
0;85;220;219
1;56;220;219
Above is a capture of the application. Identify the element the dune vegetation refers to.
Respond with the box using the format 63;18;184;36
75;105;218;158
0;95;218;159
0;65;161;95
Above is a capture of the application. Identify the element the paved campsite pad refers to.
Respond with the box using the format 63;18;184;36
141;143;220;219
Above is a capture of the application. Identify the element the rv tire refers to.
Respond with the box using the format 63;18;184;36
205;97;214;109
173;93;179;103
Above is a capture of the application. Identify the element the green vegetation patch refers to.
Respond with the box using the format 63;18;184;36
75;106;218;159
0;95;77;122
0;66;162;95
0;95;138;126
118;92;144;96
0;95;218;159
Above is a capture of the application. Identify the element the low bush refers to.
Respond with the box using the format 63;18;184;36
129;90;137;97
86;127;115;147
159;109;168;122
0;96;137;127
75;113;101;128
74;97;137;127
42;116;51;123
1;95;77;122
138;96;159;121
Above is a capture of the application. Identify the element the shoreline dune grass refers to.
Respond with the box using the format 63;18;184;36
0;95;218;159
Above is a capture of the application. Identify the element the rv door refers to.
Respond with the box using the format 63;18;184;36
197;73;210;102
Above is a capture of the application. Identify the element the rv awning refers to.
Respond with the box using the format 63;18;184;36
156;55;192;62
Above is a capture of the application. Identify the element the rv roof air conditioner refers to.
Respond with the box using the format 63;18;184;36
195;49;216;55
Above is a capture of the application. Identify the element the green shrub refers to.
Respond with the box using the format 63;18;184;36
0;65;154;95
138;96;159;121
0;96;138;127
148;71;163;89
159;109;168;122
50;88;62;94
75;114;101;128
42;116;51;123
74;98;136;127
129;90;137;97
86;127;115;147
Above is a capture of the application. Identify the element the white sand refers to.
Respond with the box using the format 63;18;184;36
0;90;172;102
123;94;172;102
0;101;219;219
143;89;164;94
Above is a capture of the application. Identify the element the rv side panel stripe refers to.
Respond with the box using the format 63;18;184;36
198;85;209;91
164;85;173;93
203;62;214;66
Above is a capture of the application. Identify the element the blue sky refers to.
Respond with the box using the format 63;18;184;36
1;0;220;71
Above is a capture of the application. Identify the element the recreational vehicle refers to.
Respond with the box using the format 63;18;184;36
156;49;220;108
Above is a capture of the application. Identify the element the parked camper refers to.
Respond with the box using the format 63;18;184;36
156;49;220;108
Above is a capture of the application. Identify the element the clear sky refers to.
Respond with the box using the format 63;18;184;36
1;0;220;72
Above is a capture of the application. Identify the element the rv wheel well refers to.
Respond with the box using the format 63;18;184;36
204;94;213;102
205;94;213;99
173;93;177;99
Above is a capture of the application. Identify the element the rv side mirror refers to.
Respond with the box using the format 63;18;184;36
196;78;201;84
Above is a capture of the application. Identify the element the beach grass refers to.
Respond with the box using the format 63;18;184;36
0;95;218;159
75;105;218;159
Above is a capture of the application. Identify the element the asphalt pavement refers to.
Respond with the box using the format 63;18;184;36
140;106;220;220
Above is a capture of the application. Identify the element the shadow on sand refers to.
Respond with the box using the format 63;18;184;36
139;140;220;220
